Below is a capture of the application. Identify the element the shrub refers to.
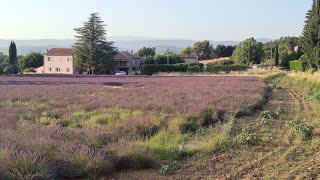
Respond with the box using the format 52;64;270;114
259;108;284;126
289;60;304;72
207;64;248;73
61;147;114;178
236;127;262;145
187;64;201;73
218;60;234;66
141;64;188;75
287;120;314;140
1;150;56;179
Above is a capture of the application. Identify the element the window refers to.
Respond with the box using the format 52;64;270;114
55;68;61;72
67;58;69;62
66;68;70;72
49;67;52;71
48;57;51;61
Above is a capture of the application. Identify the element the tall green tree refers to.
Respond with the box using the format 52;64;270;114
18;52;43;71
74;13;117;74
179;46;193;55
193;40;213;60
299;0;320;68
275;43;279;66
9;41;17;65
232;37;265;65
8;41;18;74
137;47;156;58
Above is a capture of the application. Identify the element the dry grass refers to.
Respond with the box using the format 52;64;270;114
199;57;230;65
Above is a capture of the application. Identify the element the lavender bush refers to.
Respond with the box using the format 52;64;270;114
0;75;267;178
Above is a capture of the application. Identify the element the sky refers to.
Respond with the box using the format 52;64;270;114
0;0;313;41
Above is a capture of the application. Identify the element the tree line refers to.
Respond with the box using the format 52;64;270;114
180;41;236;60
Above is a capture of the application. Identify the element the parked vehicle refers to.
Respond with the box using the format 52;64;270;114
115;71;127;76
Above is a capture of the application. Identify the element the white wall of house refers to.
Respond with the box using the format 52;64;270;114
44;55;74;74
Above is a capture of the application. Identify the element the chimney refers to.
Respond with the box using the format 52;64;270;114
131;50;134;55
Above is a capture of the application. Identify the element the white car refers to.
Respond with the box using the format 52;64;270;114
115;71;127;76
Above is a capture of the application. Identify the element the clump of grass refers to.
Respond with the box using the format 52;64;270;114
147;130;186;161
287;120;314;140
235;127;262;145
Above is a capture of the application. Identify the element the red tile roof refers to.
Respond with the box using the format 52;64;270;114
44;48;73;56
114;51;140;60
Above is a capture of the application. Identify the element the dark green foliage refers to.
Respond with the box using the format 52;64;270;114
187;64;201;73
7;41;18;74
299;0;320;68
74;13;117;74
275;43;279;66
137;47;156;58
217;60;234;66
231;37;265;65
287;120;314;140
289;60;304;71
298;54;311;70
179;46;193;55
279;51;301;69
212;45;236;58
144;54;184;65
9;41;17;66
193;40;213;60
141;64;188;75
207;64;248;73
18;52;43;72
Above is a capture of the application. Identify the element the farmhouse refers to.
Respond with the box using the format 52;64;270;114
43;48;141;75
44;48;74;75
114;51;141;73
180;54;199;64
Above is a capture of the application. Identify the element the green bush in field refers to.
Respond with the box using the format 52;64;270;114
187;64;201;73
287;120;314;140
289;60;304;71
236;127;262;145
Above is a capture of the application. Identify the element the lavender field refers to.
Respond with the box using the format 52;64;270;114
0;75;267;179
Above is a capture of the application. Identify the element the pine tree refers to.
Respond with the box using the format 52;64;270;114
74;13;117;74
8;41;17;74
300;0;320;68
275;43;279;66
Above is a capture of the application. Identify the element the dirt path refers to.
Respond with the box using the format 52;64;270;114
108;83;320;180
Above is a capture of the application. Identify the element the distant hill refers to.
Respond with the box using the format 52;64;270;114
0;37;273;55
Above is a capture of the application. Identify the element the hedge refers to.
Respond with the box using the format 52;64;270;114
207;64;248;73
289;60;304;72
141;64;188;75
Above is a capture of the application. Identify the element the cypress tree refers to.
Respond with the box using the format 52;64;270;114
275;43;279;66
8;41;17;74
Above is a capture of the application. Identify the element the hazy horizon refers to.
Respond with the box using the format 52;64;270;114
0;0;312;41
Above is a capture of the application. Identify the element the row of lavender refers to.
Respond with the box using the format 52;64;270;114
0;76;267;178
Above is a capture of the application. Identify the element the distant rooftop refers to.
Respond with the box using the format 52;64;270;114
115;51;140;60
44;48;73;56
